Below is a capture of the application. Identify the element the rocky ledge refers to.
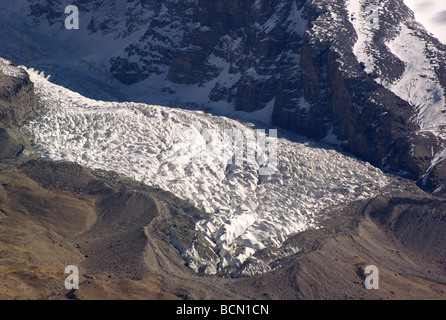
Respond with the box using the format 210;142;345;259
0;58;38;127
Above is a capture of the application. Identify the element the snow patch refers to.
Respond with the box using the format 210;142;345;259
384;26;446;138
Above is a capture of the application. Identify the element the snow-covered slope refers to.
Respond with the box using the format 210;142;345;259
403;0;446;44
21;67;392;274
385;26;446;138
347;0;446;140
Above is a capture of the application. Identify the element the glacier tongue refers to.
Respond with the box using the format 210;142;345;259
22;67;392;275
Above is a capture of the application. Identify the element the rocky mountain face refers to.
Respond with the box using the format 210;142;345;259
0;58;38;163
10;0;446;196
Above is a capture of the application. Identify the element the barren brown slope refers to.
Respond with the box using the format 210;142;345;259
0;159;248;300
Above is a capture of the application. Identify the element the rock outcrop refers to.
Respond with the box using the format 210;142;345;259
422;159;446;197
295;0;446;191
0;58;37;127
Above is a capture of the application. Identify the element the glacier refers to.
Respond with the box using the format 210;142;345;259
20;67;393;274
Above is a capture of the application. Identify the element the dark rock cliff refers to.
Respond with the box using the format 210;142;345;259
0;58;38;127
